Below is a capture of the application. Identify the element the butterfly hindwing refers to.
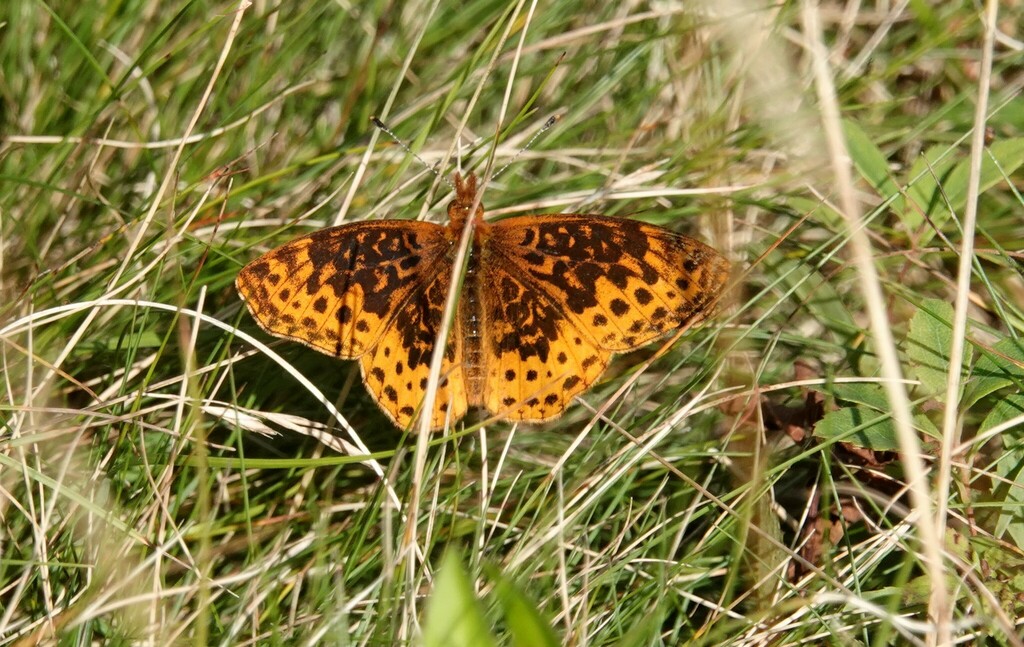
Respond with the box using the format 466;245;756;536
358;257;468;429
477;261;609;422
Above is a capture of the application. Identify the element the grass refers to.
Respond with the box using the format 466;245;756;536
2;0;1024;644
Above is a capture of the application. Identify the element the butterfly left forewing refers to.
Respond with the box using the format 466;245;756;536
236;220;449;358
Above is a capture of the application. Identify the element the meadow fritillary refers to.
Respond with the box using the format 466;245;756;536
236;173;730;429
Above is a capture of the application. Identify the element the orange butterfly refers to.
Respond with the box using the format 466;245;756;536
236;173;729;429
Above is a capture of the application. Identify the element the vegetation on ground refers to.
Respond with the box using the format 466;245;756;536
1;0;1022;644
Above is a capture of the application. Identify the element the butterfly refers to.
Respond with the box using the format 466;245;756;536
236;172;730;430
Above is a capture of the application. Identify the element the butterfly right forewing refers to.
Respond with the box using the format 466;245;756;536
486;214;730;352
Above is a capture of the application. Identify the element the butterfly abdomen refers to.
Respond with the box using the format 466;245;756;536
461;245;486;407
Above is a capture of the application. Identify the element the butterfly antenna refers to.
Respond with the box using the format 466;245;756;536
371;116;455;191
491;114;560;180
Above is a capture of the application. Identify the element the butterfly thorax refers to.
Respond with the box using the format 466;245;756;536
445;172;487;235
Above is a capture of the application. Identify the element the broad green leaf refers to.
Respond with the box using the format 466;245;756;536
902;143;957;235
814;406;939;451
964;338;1024;409
905;299;955;398
491;572;560;647
844;120;904;213
422;552;497;647
762;251;860;339
941;138;1024;221
982;392;1024;436
904;138;1024;247
828;382;890;410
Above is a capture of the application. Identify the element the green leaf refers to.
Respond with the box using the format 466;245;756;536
903;138;1024;247
989;395;1024;544
491;571;560;647
814;406;939;451
942;138;1024;221
982;392;1024;436
828;382;892;411
902;143;958;235
964;338;1024;409
905;298;955;398
786;195;844;230
422;551;497;647
844;120;904;213
762;251;860;338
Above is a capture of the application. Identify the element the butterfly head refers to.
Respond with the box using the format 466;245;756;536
447;172;486;233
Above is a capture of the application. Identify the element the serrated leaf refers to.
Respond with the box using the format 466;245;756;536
905;299;955;398
422;552;497;647
814;406;939;451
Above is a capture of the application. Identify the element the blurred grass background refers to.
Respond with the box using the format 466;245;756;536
1;0;1023;644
